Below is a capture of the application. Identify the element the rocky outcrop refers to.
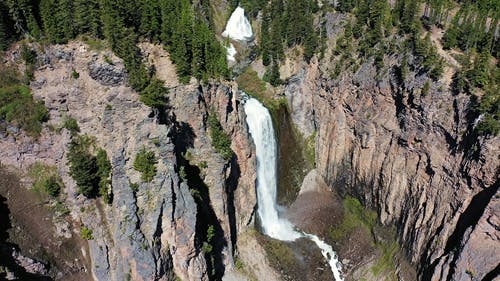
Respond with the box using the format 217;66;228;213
11;250;49;276
0;41;258;281
284;43;499;280
88;59;126;86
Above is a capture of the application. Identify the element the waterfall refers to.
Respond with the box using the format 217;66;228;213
244;97;344;281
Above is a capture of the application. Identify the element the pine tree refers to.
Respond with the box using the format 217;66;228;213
5;0;41;38
268;61;281;86
57;0;75;42
101;0;125;50
369;0;391;44
338;0;355;13
260;6;271;66
140;0;161;41
192;17;208;81
303;22;317;63
170;0;194;83
0;2;13;50
468;51;491;89
74;0;101;37
140;78;168;110
160;0;177;44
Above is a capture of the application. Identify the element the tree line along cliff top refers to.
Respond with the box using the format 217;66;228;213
0;0;498;135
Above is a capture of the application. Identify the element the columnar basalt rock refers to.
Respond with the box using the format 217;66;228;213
284;57;499;280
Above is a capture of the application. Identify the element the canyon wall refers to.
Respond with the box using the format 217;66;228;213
0;42;257;281
285;55;499;280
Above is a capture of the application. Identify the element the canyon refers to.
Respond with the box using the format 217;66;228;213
0;4;498;281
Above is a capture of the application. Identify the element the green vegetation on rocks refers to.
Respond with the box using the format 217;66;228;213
259;236;296;270
304;131;316;167
328;196;401;278
62;116;80;135
0;65;48;137
67;134;113;199
236;67;288;118
133;147;158;182
208;113;233;161
80;226;94;240
1;0;230;113
28;162;63;198
328;196;377;242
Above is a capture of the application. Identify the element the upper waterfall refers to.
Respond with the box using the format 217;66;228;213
222;7;253;41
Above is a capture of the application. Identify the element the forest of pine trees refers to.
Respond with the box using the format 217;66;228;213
259;0;319;85
0;0;498;135
0;0;229;111
329;0;498;135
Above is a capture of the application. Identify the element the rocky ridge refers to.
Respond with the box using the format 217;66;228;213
0;41;260;281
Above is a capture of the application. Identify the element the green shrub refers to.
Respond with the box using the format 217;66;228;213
422;81;430;96
43;176;61;197
198;161;208;170
0;84;49;137
130;182;139;192
208;113;233;161
234;257;244;270
53;200;70;216
81;36;106;51
28;162;63;197
133;147;158;182
96;148;112;204
151;137;160;146
103;55;114;65
179;165;187;181
80;226;94;240
71;70;80;79
62;117;80;134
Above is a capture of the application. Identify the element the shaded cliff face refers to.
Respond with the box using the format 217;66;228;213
0;41;257;281
284;55;499;279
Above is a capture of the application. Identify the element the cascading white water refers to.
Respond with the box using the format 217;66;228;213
222;7;254;41
244;97;344;281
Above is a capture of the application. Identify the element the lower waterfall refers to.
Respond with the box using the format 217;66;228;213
243;97;344;281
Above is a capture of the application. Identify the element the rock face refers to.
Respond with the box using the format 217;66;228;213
11;250;49;275
284;52;499;279
88;59;127;86
0;41;257;281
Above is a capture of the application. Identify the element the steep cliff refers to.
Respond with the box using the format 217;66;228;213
0;41;258;281
284;34;499;281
